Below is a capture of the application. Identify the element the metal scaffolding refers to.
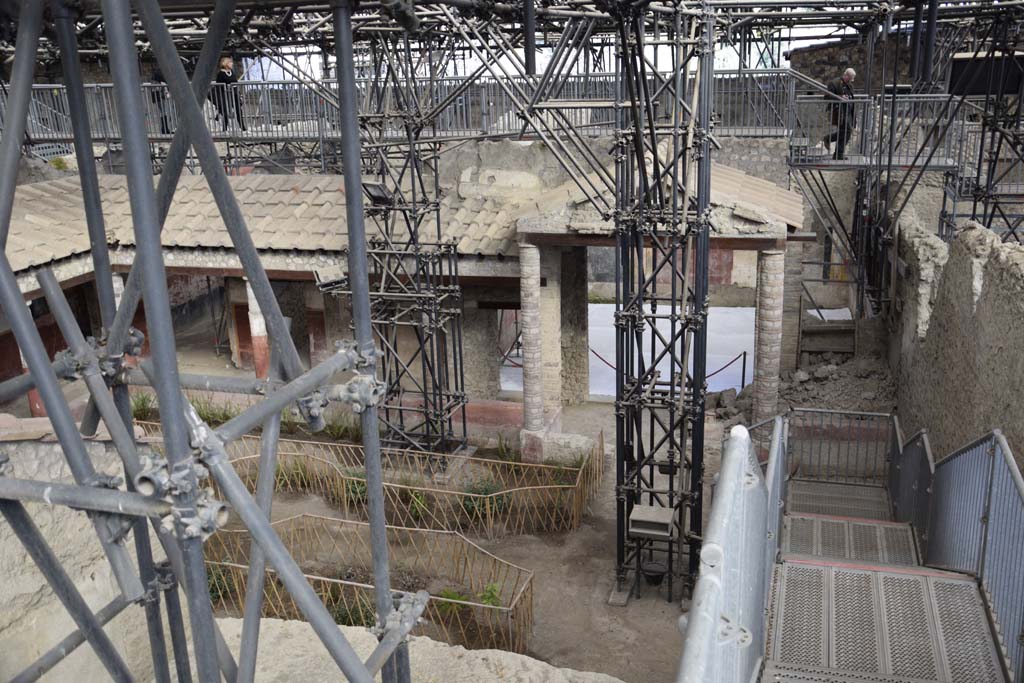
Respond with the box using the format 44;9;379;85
612;2;714;600
0;0;1023;679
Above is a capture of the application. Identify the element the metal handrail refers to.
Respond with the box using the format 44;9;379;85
928;430;1024;680
677;418;786;683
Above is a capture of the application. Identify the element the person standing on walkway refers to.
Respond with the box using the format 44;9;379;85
213;56;246;132
824;67;856;160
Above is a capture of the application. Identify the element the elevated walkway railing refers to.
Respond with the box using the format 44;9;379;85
0;69;832;148
679;408;1024;682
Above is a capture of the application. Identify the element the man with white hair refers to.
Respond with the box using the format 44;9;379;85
824;67;856;160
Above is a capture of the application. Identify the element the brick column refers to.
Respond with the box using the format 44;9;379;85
780;241;802;371
753;249;785;422
245;280;270;379
519;243;544;435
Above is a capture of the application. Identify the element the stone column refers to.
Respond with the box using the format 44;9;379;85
753;249;785;422
780;241;802;371
245;280;270;379
560;247;589;405
519;243;544;435
111;274;125;309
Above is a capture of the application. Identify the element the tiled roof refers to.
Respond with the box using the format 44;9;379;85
7;178;97;273
9;150;801;275
9;173;524;273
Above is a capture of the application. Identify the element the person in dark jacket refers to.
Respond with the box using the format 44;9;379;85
824;67;856;160
150;67;173;135
213;56;246;131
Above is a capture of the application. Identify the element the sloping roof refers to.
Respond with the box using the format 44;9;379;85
9;147;802;275
8;173;519;274
710;164;803;230
8;178;97;273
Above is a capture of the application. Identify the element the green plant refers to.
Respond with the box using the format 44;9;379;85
407;489;429;522
329;592;376;627
322;413;362;443
274;457;313;490
206;563;231;604
342;468;368;504
49;157;68;171
477;582;502;607
436;587;471;617
191;397;240;426
587;292;615;304
544;451;587;486
279;409;304;435
131;392;158;421
495;432;519;462
460;479;508;518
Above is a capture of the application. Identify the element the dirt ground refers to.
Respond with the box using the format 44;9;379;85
230;400;719;682
479;402;725;683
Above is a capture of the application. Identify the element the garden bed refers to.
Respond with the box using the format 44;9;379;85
205;514;534;652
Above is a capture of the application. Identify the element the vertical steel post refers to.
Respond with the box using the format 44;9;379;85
688;3;714;583
52;10;172;681
0;0;44;248
332;1;404;680
236;332;285;683
524;0;537;76
81;0;237;438
909;0;925;83
99;0;221;678
922;0;939;86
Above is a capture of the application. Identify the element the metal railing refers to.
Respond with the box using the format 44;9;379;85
3;70;817;148
887;427;935;557
786;408;894;484
922;430;1024;680
712;69;791;136
677;418;786;683
788;94;877;164
681;410;1024;682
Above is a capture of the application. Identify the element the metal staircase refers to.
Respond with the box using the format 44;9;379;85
677;410;1022;683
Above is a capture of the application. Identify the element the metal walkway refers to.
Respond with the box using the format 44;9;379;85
677;410;1023;683
766;483;1003;682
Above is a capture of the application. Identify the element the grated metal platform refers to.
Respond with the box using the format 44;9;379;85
782;515;918;566
764;562;1004;683
786;480;892;520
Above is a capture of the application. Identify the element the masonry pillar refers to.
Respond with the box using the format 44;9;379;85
753;249;785;422
561;247;589;405
462;300;501;400
519;244;544;438
245;280;270;379
111;274;124;310
538;248;563;415
780;241;802;371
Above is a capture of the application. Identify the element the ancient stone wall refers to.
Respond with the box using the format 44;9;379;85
713;136;791;189
0;432;170;682
893;224;1024;463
